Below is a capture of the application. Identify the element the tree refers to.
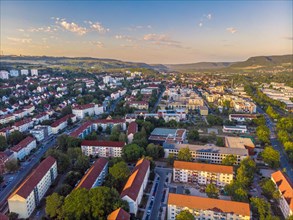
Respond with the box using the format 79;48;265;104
8;212;18;220
7;131;25;145
0;136;8;151
57;184;73;197
57;134;68;152
260;178;280;200
222;155;237;166
122;144;145;162
45;193;64;219
109;125;120;141
146;143;164;160
256;125;270;144
207;115;223;126
225;182;248;202
261;146;280;168
118;133;127;142
216;137;224;147
74;155;90;173
266;106;279;120
187;129;199;142
178;147;192;161
250;197;273;220
46;149;70;174
109;161;130;190
5;159;19;173
105;126;111;134
175;210;194;220
132;131;148;148
0;175;3;184
64;171;82;187
167;153;175;165
205;183;219;199
61;105;72;117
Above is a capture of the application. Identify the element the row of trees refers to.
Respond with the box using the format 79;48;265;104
276;117;293;161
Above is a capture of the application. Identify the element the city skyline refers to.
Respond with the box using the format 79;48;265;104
1;1;292;64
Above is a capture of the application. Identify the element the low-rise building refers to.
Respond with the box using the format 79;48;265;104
0;70;9;79
30;126;52;141
11;136;37;160
127;121;138;144
31;69;38;76
51;114;76;134
121;158;150;215
13;118;33;132
107;208;130;220
81;140;125;157
271;171;293;218
8;156;57;219
199;106;209;116
149;128;187;147
69;121;93;139
167;194;250;220
229;114;257;122
225;136;255;155
75;158;108;190
164;143;248;165
127;101;149;110
93;118;126;131
223;125;247;133
173;161;233;187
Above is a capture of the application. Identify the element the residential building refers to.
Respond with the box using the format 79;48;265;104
121;158;150;215
93;118;126;131
164;143;248;165
33;112;49;124
30;126;52;141
8;156;57;219
51;114;76;134
199;106;209;116
13;118;33;132
229;114;257;122
225;136;255;155
0;127;13;139
11;136;37;160
0;70;9;79
76;158;108;190
81;140;125;157
9;70;19;77
107;208;130;220
69;121;93;139
223;125;247;133
232;99;256;114
31;69;38;76
271;171;293;218
141;109;187;122
72;103;95;119
173;161;233;187
127;121;138;144
167;194;250;220
127;101;149;110
20;69;29;76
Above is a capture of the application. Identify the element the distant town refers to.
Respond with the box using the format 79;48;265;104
0;56;292;220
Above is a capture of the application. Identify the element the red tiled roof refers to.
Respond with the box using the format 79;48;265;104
81;140;125;148
93;119;125;124
14;118;32;127
75;158;108;190
11;136;35;153
107;208;130;220
35;112;47;119
121;158;150;201
174;161;233;174
51;114;75;127
9;156;56;199
272;170;293;211
69;121;93;137
127;122;138;135
72;103;95;110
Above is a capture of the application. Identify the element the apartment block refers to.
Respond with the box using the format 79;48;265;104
76;158;108;190
107;208;130;220
173;161;233;187
271;171;293;218
51;114;76;134
229;114;257;122
8;156;57;219
93;118;126;131
72;103;103;119
121;158;150;215
11;136;37;160
81;140;125;157
167;194;250;220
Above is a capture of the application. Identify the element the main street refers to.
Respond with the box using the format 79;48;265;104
257;107;293;181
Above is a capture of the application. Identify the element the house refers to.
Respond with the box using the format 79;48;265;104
75;158;108;190
167;194;250;220
11;136;37;160
121;158;150;215
107;208;130;220
8;156;57;219
173;161;233;187
81;140;125;157
199;106;209;116
127;122;138;144
271;171;293;218
164;143;248;165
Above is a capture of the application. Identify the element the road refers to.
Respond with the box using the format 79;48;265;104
257;106;293;181
149;167;172;220
151;89;165;113
106;96;124;114
0;138;56;204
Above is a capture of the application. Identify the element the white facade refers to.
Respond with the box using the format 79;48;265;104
223;125;247;133
9;70;19;77
31;69;38;76
103;75;112;84
0;70;9;79
11;137;37;160
20;69;29;75
81;143;124;158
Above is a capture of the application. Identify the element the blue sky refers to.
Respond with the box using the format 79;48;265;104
1;1;292;63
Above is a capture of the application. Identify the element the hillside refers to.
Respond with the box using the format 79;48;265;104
166;62;234;71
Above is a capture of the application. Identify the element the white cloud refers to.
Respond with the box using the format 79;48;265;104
115;35;133;42
89;41;104;48
143;33;188;48
89;22;109;33
7;37;32;43
56;19;87;35
17;29;25;32
206;13;212;20
199;22;203;27
28;26;58;33
226;27;237;34
147;25;152;29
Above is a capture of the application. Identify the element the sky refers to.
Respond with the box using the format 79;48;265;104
0;1;292;64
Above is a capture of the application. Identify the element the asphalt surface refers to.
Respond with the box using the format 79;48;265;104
257;106;293;181
151;89;165;113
